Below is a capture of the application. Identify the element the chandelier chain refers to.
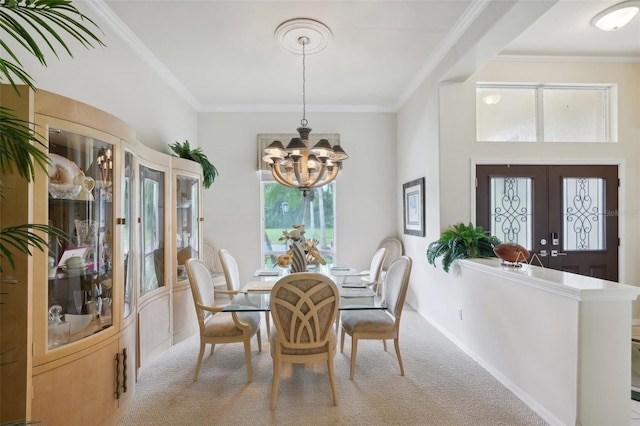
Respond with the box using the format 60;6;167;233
301;37;307;128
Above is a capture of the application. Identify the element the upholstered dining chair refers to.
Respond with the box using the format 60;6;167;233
340;256;412;379
363;247;387;295
377;237;403;278
360;238;403;283
334;246;387;334
185;258;262;383
269;272;340;409
219;248;271;340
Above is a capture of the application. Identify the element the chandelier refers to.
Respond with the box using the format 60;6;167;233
263;19;348;196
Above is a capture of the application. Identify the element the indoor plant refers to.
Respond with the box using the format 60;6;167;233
426;222;501;273
168;140;218;189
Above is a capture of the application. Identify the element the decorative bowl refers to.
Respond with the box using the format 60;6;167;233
49;183;82;199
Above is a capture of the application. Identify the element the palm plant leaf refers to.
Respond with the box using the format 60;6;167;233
0;0;105;91
0;223;68;272
0;106;49;181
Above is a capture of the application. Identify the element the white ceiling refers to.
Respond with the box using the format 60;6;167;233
89;0;639;113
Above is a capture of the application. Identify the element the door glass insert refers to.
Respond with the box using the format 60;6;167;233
47;129;114;349
140;165;165;295
489;177;533;249
176;175;199;280
562;177;605;251
123;151;134;318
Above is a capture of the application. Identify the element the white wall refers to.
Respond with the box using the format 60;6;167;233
11;2;197;152
401;59;640;339
198;111;397;285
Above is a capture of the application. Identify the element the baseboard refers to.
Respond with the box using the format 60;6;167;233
415;309;565;426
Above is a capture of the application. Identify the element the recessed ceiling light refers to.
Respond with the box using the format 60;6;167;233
591;0;640;31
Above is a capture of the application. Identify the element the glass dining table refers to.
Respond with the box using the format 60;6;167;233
222;264;386;312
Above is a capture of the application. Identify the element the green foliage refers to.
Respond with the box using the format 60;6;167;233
426;222;501;273
168;140;218;189
0;0;105;91
0;0;103;273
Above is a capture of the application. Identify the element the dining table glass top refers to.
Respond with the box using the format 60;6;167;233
222;264;385;312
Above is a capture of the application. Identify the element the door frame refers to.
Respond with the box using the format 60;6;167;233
470;158;626;282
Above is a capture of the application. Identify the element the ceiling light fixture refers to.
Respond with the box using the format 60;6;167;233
591;0;640;31
263;19;347;196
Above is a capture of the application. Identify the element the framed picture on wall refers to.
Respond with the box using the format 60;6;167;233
403;177;425;236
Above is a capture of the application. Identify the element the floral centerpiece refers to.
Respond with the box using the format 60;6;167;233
276;224;326;268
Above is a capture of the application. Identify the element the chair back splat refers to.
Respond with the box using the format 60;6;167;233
269;272;340;409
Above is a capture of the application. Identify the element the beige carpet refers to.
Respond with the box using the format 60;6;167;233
119;308;547;426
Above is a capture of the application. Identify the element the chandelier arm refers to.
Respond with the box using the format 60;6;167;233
271;165;296;187
307;165;338;188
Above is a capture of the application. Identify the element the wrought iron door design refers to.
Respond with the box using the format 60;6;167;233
476;165;618;281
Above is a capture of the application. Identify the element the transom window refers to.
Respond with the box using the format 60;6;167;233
476;84;614;142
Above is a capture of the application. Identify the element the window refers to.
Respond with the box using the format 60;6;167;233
261;180;336;267
476;84;612;142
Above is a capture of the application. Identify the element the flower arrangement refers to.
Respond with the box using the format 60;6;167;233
276;225;326;267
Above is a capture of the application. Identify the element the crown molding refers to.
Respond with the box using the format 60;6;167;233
198;103;396;113
84;0;202;111
496;54;640;63
393;0;491;111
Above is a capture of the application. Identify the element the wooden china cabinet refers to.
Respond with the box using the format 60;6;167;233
0;86;204;425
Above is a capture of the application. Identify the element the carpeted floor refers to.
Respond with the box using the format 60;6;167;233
119;308;548;426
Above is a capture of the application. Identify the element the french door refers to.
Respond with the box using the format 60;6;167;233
476;165;618;281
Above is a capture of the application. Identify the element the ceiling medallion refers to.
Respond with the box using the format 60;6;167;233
274;18;332;55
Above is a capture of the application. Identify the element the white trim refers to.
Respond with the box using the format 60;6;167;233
495;54;640;64
417;308;565;426
393;0;491;111
85;0;201;111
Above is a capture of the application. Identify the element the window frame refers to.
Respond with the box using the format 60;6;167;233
476;83;615;143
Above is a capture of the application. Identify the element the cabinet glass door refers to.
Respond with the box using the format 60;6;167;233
140;164;165;296
47;129;114;349
123;151;134;318
175;175;200;280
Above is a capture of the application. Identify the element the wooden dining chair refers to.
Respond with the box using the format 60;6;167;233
185;258;262;382
377;237;403;278
269;272;340;409
363;247;387;295
219;248;270;339
340;256;412;379
334;247;387;334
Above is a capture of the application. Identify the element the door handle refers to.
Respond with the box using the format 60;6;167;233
550;250;567;257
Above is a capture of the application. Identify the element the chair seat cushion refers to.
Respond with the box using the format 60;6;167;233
203;312;260;338
341;310;395;334
270;328;336;356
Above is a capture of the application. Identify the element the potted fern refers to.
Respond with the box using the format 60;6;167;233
426;222;501;273
169;140;218;189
